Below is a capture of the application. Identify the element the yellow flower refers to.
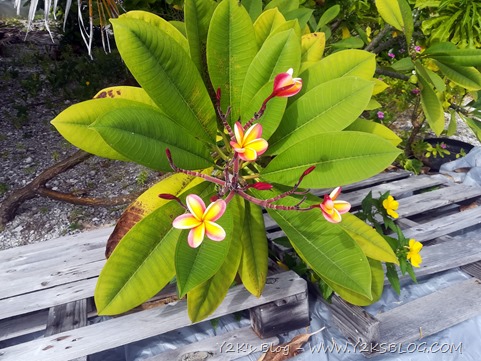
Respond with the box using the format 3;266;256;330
382;195;399;219
407;239;423;267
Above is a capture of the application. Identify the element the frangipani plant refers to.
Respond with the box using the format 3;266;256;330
51;0;402;321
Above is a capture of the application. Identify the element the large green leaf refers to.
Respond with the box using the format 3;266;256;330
240;29;301;139
122;11;189;54
268;77;374;154
95;201;185;315
264;0;299;14
261;194;372;298
376;0;404;32
300;32;326;73
94;86;159;108
51;98;140;161
238;201;269;297
299;50;376;96
184;0;217;74
91;105;212;171
111;14;216;142
261;131;401;188
242;0;262;21
418;74;445;136
339;213;398;263
324;258;384;306
253;8;286;48
187;196;244;322
424;48;481;67
284;8;314;30
346;119;402;146
434;60;481;91
175;199;234;297
206;0;257;121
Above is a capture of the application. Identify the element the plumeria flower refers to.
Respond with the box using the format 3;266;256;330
172;194;226;248
271;68;302;98
407;239;423;267
230;122;268;162
382;195;399;219
320;187;351;223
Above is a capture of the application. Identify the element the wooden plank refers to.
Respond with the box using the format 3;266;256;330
326;295;379;346
0;227;111;268
147;327;279;361
396;184;481;219
1;259;105;300
0;311;47;342
0;278;98;319
0;271;306;361
401;206;481;242
250;292;309;338
461;262;481;279
44;300;88;337
376;278;481;345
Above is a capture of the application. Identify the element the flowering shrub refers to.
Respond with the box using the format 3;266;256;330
51;0;402;320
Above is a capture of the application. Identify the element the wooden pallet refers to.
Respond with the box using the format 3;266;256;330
0;230;309;360
266;170;481;355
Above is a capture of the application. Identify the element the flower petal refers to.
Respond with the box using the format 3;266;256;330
333;200;351;214
172;213;202;229
245;139;268;155
238;147;258;161
243;123;263;144
275;80;302;97
188;224;205;248
409;239;423;252
204;221;226;241
186;194;205;220
329;187;342;200
321;207;342;223
408;252;422;267
203;199;227;222
233;122;244;145
273;70;293;90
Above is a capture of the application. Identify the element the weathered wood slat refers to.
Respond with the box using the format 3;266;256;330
461;262;481;279
0;278;97;319
0;310;47;342
0;227;111;268
396;184;481;219
376;278;481;345
147;327;279;361
0;271;306;361
401;205;481;242
2;259;105;300
44;300;88;337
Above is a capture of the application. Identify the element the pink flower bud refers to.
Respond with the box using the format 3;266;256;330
271;69;302;98
250;182;273;190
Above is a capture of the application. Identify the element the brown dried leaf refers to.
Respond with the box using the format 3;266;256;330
257;328;325;361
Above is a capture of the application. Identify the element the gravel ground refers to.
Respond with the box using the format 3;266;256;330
0;27;158;250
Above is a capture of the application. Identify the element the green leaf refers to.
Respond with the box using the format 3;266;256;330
446;109;457;136
206;0;258;121
95;201;184;315
434;60;481;90
299;50;376;96
461;113;481;143
187;196;244;322
260;193;372;298
93;86;159;108
111;14;216;142
398;0;414;44
268;77;374;154
316;5;340;30
323;258;384;306
253;8;286;48
418;75;445;136
390;57;414;72
339;213;399;263
261;131;401;188
240;29;301;139
425;48;481;67
242;0;263;21
301;32;326;63
51;98;138;161
376;0;405;32
346;119;402;146
264;0;299;14
184;0;217;74
284;8;314;29
386;262;401;294
238;201;269;297
175;199;234;297
330;37;365;49
91;105;212;171
122;11;189;54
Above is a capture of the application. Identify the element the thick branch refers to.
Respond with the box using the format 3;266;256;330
365;25;392;52
375;67;410;81
0;150;136;229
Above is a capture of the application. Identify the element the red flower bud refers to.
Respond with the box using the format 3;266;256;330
250;182;273;190
303;166;316;176
158;193;179;200
210;194;220;202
